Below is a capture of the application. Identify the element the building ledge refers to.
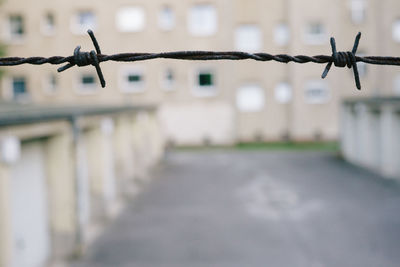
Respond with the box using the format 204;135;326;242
0;102;156;127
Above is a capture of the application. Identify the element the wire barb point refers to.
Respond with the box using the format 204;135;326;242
322;32;362;90
58;30;106;88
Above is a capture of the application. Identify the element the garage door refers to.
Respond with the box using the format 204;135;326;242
10;141;51;267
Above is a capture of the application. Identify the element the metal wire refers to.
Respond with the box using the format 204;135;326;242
1;30;400;90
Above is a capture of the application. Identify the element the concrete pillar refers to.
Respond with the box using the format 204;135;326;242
355;104;380;169
85;121;117;220
114;116;135;192
368;108;382;170
380;105;397;177
394;111;400;177
0;166;11;267
45;132;77;260
72;124;91;248
149;112;165;164
341;104;357;162
355;103;369;166
132;113;149;181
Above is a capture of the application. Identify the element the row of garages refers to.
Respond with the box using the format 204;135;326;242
0;104;164;267
341;97;400;179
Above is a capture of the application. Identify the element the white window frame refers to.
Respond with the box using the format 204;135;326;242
76;73;99;94
42;74;58;95
304;22;327;45
236;84;265;113
71;11;97;35
305;80;330;104
6;14;25;43
158;6;175;31
356;51;367;77
41;12;56;36
392;19;400;43
274;82;292;103
188;4;218;37
192;68;217;97
349;0;366;24
393;75;400;96
274;23;290;46
160;68;175;91
119;66;145;94
7;76;29;102
234;24;262;53
116;7;146;33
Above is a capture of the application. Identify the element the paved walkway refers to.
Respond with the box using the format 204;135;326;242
72;150;400;267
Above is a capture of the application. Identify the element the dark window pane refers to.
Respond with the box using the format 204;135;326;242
128;75;141;83
47;14;54;25
46;13;55;28
10;15;24;35
13;77;27;98
166;70;174;81
199;73;213;86
82;76;95;84
49;75;57;91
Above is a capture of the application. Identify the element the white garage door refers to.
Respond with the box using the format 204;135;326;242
10;141;51;267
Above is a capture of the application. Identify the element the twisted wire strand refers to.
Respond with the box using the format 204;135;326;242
0;30;399;89
2;53;400;66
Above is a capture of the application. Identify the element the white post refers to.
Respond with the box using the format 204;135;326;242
380;105;396;177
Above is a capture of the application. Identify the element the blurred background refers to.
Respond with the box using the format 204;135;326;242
0;0;400;266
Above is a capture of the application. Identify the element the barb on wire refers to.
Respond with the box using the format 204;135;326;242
1;30;400;89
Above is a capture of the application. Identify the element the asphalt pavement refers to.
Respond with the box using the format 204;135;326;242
72;150;400;267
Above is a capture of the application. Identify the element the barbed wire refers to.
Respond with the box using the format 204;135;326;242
1;30;400;90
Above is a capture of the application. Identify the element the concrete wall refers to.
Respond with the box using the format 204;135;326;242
0;108;164;267
341;98;400;179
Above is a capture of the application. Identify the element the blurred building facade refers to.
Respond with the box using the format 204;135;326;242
1;0;400;145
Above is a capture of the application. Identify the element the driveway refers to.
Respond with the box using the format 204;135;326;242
72;150;400;267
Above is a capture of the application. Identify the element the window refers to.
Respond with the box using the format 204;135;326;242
235;25;262;52
42;13;56;35
274;23;290;46
158;6;175;31
349;0;366;24
43;74;58;94
12;77;28;100
199;73;213;86
305;80;330;104
71;11;96;34
8;15;24;40
193;70;216;97
162;69;175;90
392;20;400;43
77;74;98;93
188;5;217;36
356;52;367;77
275;82;292;103
304;22;327;45
393;75;400;96
116;7;145;32
119;67;145;93
236;85;265;112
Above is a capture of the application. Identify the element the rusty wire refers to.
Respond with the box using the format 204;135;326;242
1;30;400;90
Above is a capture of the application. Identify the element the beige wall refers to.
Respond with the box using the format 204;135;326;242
0;166;11;267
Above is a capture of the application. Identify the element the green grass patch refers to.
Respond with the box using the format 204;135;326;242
235;141;339;151
173;141;339;152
